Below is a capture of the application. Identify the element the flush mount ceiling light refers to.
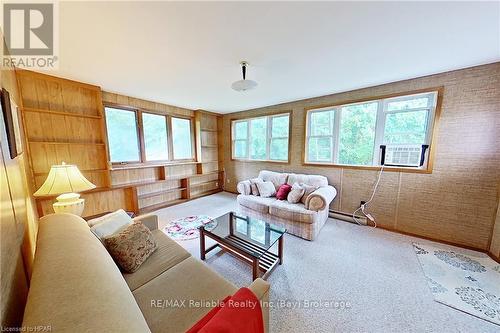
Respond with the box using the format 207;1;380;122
231;61;258;92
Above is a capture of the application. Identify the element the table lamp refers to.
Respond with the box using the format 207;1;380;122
34;162;96;216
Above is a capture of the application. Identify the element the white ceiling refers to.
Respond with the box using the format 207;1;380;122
51;1;500;113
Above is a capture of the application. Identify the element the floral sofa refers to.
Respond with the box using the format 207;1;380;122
236;170;337;240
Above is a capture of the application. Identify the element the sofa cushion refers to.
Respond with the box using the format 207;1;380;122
276;184;292;200
287;173;328;188
23;213;151;333
249;178;262;195
237;195;276;213
269;200;317;224
123;229;191;291
300;183;318;205
133;257;237;333
258;170;287;191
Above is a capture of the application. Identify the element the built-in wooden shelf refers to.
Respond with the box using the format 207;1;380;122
23;107;102;119
28;140;106;146
190;180;219;188
110;161;201;171
190;189;222;199
139;199;188;214
200;128;218;132
137;187;187;199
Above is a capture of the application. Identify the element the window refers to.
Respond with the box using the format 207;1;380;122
171;117;193;160
104;106;195;164
305;90;439;169
105;107;140;163
231;113;290;162
142;113;168;161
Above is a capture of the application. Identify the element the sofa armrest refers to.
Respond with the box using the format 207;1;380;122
248;278;270;333
133;214;159;231
237;180;252;195
306;185;337;211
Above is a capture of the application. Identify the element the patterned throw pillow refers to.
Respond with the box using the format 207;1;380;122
104;221;157;273
287;183;305;204
256;181;276;198
249;178;262;196
300;183;318;205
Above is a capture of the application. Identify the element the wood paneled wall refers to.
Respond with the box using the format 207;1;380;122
221;62;500;252
0;32;34;328
490;202;500;259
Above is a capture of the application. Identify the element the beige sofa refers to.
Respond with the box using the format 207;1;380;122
23;213;269;332
237;170;337;240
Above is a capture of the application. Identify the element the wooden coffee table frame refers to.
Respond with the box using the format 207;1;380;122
199;224;284;281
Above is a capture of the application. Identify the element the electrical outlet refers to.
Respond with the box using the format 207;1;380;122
215;182;219;187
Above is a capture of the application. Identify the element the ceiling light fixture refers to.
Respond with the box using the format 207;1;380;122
231;61;258;92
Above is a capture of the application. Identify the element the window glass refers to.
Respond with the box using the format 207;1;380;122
234;121;248;139
249;118;267;160
387;96;429;111
310;110;333;136
142;113;168;161
271;115;289;137
307;137;333;162
171;117;193;159
338;102;377;166
231;114;290;161
234;140;247;159
105;107;140;162
384;110;428;144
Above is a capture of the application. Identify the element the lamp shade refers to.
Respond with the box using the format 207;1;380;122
34;163;96;196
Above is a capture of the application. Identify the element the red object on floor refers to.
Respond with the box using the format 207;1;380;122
276;184;292;200
187;287;264;333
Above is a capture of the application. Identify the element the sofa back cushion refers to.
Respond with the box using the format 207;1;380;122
287;173;328;188
258;170;287;191
23;213;151;332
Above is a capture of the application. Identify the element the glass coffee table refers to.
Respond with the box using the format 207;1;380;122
199;212;286;280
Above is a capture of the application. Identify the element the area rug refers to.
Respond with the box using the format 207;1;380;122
163;215;217;241
413;243;500;325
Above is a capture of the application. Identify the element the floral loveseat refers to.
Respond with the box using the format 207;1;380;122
236;170;337;240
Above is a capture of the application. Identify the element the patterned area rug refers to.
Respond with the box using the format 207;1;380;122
413;243;500;325
163;215;217;241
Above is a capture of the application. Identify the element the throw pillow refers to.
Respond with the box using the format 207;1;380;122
104;221;157;273
90;209;133;240
249;178;262;196
256;181;276;198
276;184;292;200
287;183;305;203
300;183;318;205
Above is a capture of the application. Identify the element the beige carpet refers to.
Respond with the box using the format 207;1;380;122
153;192;499;333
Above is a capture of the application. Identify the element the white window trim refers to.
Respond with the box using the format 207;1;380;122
231;113;290;162
305;91;438;168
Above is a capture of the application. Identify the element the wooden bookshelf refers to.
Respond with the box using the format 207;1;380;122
18;70;223;218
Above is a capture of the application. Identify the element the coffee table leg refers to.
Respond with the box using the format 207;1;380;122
278;236;283;265
199;226;206;260
252;258;259;280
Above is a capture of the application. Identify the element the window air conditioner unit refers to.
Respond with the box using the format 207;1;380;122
380;144;429;167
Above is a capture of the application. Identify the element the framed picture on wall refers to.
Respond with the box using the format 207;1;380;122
0;88;22;159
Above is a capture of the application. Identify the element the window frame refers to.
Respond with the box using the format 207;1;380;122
103;103;196;167
104;105;142;164
304;88;443;173
231;111;292;163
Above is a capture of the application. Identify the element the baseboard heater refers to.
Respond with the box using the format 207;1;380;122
329;210;367;226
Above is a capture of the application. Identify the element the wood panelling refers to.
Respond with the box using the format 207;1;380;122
221;62;500;251
102;91;194;118
0;35;31;328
